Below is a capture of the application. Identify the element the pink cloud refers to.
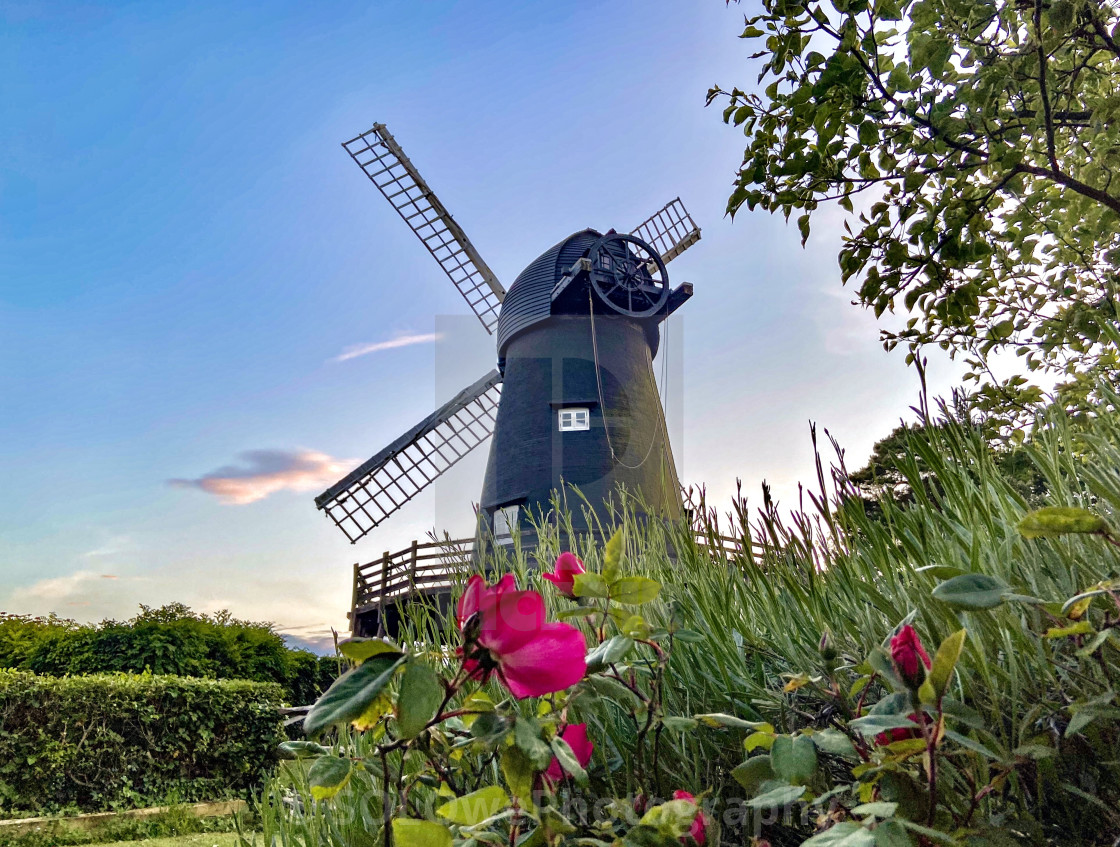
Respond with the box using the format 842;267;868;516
169;449;355;505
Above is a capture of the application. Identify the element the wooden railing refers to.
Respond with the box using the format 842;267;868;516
349;532;754;619
351;537;476;614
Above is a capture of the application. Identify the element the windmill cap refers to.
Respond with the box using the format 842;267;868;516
496;227;662;361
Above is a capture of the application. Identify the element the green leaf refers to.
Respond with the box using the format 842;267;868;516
931;573;1009;610
304;651;407;738
731;755;774;794
849;714;924;736
392;819;453;847
603;530;624;583
746;783;806;809
639;799;700;839
801;821;875;846
914;564;967;580
872;819;914;847
1045;621;1094;638
514;717;554;770
541;807;577;836
585;635;634;673
337;637;399;664
744;730;776;752
573;572;609;599
557;606;599;620
469;712;510;745
308;756;353;801
694;713;768;730
397;661;445;739
502;745;537;813
771;734;817;783
623;826;680;847
550;734;589;786
942;729;1000;760
581;674;643;707
351;689;393;731
851;801;898;819
438;786;511;826
619;613;651;638
278;740;329;759
896;819;959;844
611;576;661;605
928;628;966;699
811;729;858;759
1018;506;1109;539
1077;629;1114;658
868;646;904;690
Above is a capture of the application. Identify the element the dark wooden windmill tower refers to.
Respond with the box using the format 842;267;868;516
315;124;700;624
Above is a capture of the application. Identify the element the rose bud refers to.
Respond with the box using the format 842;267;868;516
818;629;837;661
889;624;932;690
542;552;586;599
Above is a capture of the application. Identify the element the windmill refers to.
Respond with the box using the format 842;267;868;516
315;122;700;587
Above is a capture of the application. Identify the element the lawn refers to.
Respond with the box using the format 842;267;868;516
86;835;245;847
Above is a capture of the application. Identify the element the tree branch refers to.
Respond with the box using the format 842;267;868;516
1034;0;1061;173
1013;163;1120;216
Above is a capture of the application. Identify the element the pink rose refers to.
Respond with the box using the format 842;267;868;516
544;723;594;782
456;574;587;699
889;625;932;690
542;552;586;599
457;573;516;630
672;791;707;845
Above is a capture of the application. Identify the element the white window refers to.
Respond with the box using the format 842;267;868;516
493;505;519;539
558;407;590;431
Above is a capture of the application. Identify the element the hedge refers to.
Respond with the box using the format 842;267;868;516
0;670;285;814
0;605;338;705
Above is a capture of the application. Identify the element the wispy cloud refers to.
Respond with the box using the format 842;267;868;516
8;569;146;615
332;332;441;363
169;449;355;505
81;535;131;559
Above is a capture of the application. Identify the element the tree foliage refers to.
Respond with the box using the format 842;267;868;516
710;0;1120;388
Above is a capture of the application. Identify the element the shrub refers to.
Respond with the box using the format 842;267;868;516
0;671;285;814
0;605;335;705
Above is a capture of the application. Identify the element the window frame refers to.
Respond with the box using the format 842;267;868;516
558;407;590;432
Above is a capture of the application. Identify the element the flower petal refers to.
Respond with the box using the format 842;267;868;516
457;575;486;629
497;622;586;698
555;552;585;578
478;590;546;655
562;723;593;767
491;573;518;596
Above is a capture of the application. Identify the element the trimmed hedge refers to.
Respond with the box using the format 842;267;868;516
0;670;285;814
0;605;338;705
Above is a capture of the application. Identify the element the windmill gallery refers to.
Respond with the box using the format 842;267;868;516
315;124;701;636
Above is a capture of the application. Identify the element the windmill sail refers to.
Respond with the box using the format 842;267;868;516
630;198;702;264
316;370;503;543
343;123;505;334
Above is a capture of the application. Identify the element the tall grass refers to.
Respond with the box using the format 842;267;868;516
254;395;1120;843
635;399;1120;837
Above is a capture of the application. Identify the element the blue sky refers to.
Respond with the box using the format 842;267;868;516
0;1;969;648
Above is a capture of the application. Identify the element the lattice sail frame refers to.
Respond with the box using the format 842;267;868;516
316;370;503;543
343;124;505;333
630;198;702;264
